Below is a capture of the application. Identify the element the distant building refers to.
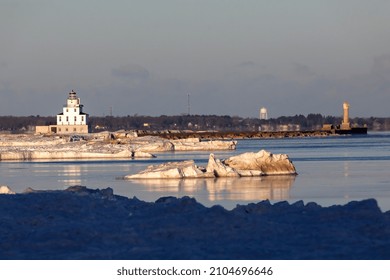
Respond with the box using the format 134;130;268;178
36;90;89;134
259;107;268;120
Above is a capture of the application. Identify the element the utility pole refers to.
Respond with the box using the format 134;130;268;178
187;93;191;116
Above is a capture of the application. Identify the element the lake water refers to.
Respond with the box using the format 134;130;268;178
1;132;390;211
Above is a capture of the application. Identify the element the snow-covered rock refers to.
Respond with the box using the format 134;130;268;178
135;141;175;152
206;153;240;177
132;151;156;158
125;160;214;179
0;185;15;194
0;134;237;161
0;139;156;160
1;150;121;160
223;149;297;175
0;149;144;160
132;137;236;152
113;130;138;139
125;150;297;179
0;135;66;147
171;137;200;143
173;140;237;151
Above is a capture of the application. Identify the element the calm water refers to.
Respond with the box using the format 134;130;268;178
1;132;390;210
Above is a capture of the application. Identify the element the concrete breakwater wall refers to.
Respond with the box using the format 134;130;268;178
138;130;333;140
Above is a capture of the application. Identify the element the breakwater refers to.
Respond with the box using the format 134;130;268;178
138;130;333;140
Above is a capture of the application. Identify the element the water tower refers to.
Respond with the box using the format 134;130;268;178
259;107;268;120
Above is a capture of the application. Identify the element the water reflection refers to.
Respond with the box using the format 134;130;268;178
127;176;295;202
57;165;83;185
344;162;350;177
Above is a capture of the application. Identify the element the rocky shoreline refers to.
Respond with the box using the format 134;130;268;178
0;185;389;259
0;133;236;161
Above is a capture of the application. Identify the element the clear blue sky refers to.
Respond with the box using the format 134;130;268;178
1;0;390;117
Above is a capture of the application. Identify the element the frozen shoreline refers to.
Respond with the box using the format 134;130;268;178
0;133;236;161
1;186;389;260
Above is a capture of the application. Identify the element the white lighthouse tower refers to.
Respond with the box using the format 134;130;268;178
55;90;89;134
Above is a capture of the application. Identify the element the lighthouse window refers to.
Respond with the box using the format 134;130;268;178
74;109;76;112
59;116;61;122
81;116;84;122
74;116;77;122
66;116;69;122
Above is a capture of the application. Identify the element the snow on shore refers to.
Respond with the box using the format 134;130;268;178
0;134;236;160
1;186;389;260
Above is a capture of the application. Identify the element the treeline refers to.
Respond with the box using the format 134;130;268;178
0;116;55;132
0;114;389;132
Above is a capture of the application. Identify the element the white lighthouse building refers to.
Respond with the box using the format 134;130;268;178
56;90;89;134
35;90;89;134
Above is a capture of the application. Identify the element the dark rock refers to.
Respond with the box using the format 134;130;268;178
1;188;389;260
